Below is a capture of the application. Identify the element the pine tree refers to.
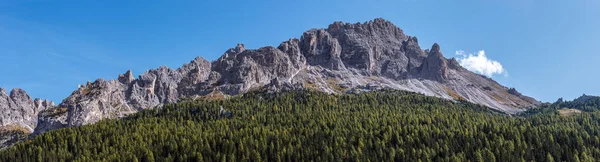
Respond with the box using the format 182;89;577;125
546;153;555;162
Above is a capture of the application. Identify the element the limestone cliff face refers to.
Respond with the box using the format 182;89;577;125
0;88;53;132
1;18;541;143
60;57;214;127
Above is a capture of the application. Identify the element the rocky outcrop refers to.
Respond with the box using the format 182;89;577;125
213;43;307;95
0;18;541;146
0;88;53;132
32;107;68;136
418;43;449;82
61;78;133;127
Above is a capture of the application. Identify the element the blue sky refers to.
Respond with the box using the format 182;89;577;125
0;0;598;103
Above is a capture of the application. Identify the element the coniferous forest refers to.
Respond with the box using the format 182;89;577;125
1;90;600;162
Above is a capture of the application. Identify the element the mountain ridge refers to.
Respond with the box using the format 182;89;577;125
0;18;540;144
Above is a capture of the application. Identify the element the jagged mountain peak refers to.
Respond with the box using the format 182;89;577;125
219;43;248;60
9;88;30;99
419;43;449;82
118;70;135;84
431;43;441;52
234;43;246;53
327;18;406;38
0;18;541;140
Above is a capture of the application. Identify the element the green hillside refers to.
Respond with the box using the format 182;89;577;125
1;90;599;162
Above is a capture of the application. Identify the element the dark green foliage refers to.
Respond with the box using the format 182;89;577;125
522;95;600;116
554;95;600;112
1;90;600;161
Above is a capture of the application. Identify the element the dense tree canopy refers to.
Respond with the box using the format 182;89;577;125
1;90;599;161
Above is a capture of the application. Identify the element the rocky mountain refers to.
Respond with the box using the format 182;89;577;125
0;18;541;143
0;88;54;133
0;88;54;149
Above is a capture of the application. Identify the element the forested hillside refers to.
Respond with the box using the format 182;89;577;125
553;95;600;112
523;94;600;116
1;90;599;162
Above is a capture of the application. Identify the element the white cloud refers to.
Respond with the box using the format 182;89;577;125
455;50;506;77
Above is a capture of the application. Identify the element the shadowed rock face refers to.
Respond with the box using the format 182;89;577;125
419;43;449;82
0;18;541;143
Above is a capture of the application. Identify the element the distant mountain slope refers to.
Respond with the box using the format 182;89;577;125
519;94;600;117
552;94;600;112
0;18;540;139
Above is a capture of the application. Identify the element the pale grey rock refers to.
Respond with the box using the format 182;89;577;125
0;88;13;126
300;29;345;70
129;66;182;109
118;70;135;84
218;106;232;119
177;57;213;97
213;44;306;95
9;89;36;128
326;18;409;75
0;88;53;132
32;107;68;137
62;78;133;126
59;58;215;127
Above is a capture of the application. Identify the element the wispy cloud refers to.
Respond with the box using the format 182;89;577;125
455;50;507;77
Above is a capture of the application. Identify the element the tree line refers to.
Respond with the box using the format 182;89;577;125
1;90;599;162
